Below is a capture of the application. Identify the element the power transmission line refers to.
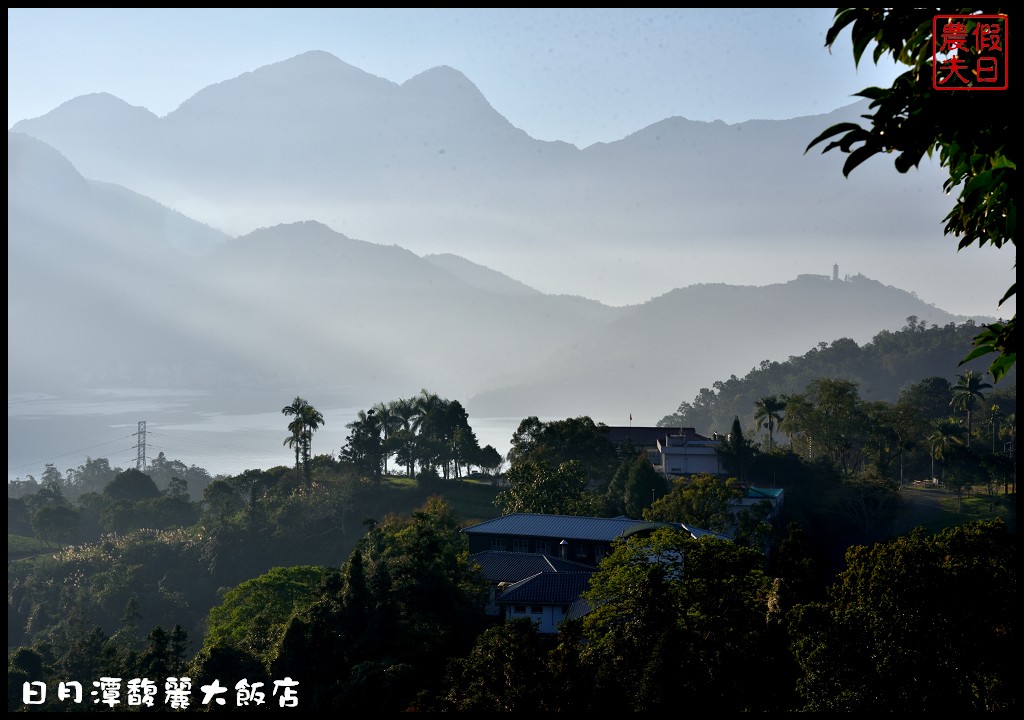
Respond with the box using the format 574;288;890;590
8;434;135;472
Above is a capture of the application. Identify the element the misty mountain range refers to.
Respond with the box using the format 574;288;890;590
8;51;986;424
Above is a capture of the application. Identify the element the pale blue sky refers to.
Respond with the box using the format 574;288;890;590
7;8;904;147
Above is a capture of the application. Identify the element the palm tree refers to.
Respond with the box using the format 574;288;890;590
283;429;302;472
412;389;446;476
282;396;310;474
928;418;963;481
390;396;419;477
300;403;325;481
950;371;992;448
373;401;403;476
754;395;785;451
412;388;444;433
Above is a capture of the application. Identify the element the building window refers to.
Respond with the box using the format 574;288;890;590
512;539;529;553
513;605;526;614
531;605;543;615
535;540;550;555
490;538;506;551
574;543;588;559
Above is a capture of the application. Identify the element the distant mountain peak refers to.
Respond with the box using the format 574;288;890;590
169;50;397;120
12;92;158;130
406;64;474;83
261;49;390;81
402;65;488;102
239;219;350;242
288;49;347;64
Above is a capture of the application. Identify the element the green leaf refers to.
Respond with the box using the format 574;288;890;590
805;122;864;153
843;145;878;177
987;354;1017;383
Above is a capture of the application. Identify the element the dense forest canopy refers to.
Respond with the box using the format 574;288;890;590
660;318;1015;436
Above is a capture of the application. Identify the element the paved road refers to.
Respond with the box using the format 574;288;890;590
891;482;952;534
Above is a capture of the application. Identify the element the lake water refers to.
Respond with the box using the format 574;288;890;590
8;388;529;484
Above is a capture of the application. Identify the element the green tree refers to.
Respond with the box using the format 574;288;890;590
136;625;189;682
783;380;866;476
897;375;954;424
390;395;420;477
475;444;504;476
300;403;326;482
507;416;544;466
166;476;189;499
580;528;787;711
928;417;963;480
860;399;915;484
30;504;80;548
70;456;120;495
283;395;325;480
807;8;1015;381
495;460;593;516
202;478;243;522
644;473;742;533
435;618;551;712
25;476;69;512
40;462;65;489
373;400;403;475
315;496;486;711
606;453;668;518
950;369;992;448
104;468;160;501
719;416;751;482
201;565;342;669
284;430;303;474
789;520;1015;712
341;408;385;482
411;388;446;475
941;444;985;512
507;416;619;487
282;396;311;474
754;395;786;451
451;424;481;479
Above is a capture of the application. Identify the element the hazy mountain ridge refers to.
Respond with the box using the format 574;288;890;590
10;50;977;312
8;127;986;422
463;273;971;422
423;253;543;298
8;51;1000;425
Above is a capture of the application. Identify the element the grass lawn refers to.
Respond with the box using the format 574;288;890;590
8;533;52;561
941;488;1016;530
381;475;502;525
896;483;1016;535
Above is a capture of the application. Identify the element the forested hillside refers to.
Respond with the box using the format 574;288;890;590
660;317;1015;437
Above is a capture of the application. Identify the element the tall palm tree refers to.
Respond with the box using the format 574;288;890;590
373;401;402;475
950;370;992;448
283;427;302;472
412;388;443;433
300;403;325;481
390;396;419;477
282;396;310;474
754;395;786;451
412;389;446;476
